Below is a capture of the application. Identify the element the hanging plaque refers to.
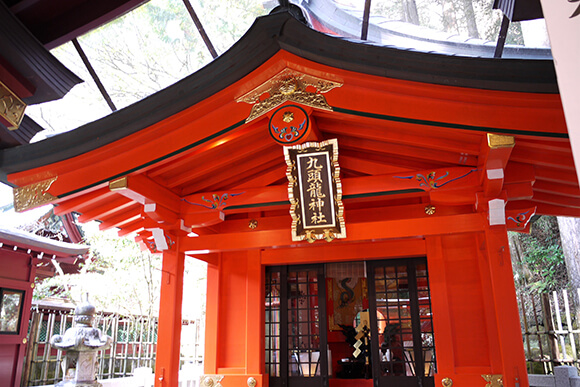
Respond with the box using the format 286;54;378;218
284;138;345;243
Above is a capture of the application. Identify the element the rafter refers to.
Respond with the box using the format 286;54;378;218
98;205;143;231
109;174;181;212
535;166;579;186
77;195;135;223
511;146;576;170
316;115;481;154
179;147;283;195
164;133;276;189
532;192;580;208
53;187;114;215
333;133;478;166
233;165;287;189
512;201;580;217
146;125;256;178
202;158;285;193
117;218;146;237
351;148;451;171
533;180;580;198
339;155;411;176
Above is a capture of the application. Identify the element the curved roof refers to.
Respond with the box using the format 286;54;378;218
0;11;560;177
0;10;576;241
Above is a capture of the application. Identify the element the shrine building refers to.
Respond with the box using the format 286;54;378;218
1;1;579;387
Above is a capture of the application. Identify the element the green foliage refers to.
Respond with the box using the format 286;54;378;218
510;216;568;293
34;221;207;320
34;223;162;317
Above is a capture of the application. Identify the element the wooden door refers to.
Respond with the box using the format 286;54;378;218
367;259;436;387
266;265;329;387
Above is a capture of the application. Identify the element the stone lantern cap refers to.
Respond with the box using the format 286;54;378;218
50;295;111;352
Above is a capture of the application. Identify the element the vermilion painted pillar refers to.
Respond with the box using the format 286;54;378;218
245;250;264;378
484;225;529;387
425;236;455;386
155;243;185;387
204;258;220;375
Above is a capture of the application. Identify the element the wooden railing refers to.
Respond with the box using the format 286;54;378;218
518;289;580;374
22;308;204;386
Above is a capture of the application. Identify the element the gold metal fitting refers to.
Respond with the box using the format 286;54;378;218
249;219;258;229
425;205;436;215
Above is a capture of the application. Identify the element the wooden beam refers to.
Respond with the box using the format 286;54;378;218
318;115;481;155
505;182;534;201
334;133;478;166
531;192;580;209
262;239;426;265
184;252;218;266
180;212;485;253
478;134;514;197
98;205;143;230
117;219;146;237
535;204;580;217
341;148;451;172
214;203;473;234
53;187;114;215
511;146;576;170
180;148;283;194
183;211;225;229
232;165;286;189
339;155;411;176
77;196;134;223
166;136;276;189
533;180;580;198
504;162;535;185
535;166;579;186
147;122;265;178
144;203;180;225
181;166;481;215
109;174;181;212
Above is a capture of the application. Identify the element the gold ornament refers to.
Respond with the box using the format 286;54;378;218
237;68;342;122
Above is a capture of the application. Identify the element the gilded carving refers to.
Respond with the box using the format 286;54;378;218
201;375;224;387
442;378;453;387
487;133;515;149
237;68;342;122
482;374;503;387
14;177;58;212
0;80;26;130
425;205;436;215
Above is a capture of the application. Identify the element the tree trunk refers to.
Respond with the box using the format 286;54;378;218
461;0;480;38
402;0;420;25
557;216;580;290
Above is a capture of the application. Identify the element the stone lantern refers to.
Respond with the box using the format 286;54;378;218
50;296;112;386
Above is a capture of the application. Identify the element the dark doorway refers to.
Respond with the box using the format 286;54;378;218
266;265;329;387
266;259;435;387
367;259;436;387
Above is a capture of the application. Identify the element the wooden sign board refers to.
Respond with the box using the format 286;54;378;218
284;138;345;242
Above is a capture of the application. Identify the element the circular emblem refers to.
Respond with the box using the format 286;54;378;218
268;105;310;145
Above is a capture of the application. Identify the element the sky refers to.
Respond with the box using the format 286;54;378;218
0;182;11;206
